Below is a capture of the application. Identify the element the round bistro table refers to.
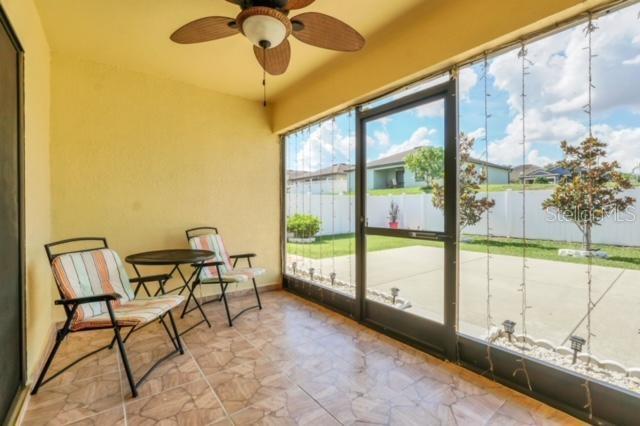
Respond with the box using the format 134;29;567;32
125;249;215;334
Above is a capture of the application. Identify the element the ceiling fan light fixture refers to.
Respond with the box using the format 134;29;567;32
243;14;286;47
237;7;292;49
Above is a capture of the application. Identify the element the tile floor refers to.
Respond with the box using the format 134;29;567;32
21;291;584;425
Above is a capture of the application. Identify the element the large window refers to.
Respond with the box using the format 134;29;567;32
284;111;356;297
458;2;640;396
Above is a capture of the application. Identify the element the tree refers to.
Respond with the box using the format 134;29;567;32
405;146;445;187
542;137;635;251
432;133;495;228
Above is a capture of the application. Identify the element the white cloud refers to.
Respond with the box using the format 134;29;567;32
459;67;479;101
377;127;436;159
367;130;390;148
591;124;640;172
296;120;353;170
484;3;640;168
527;149;553;167
376;116;392;126
623;54;640;65
416;99;445;118
374;130;390;146
467;127;486;141
489;4;640;117
487;109;586;166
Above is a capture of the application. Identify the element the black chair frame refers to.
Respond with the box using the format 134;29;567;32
183;227;262;326
31;237;184;398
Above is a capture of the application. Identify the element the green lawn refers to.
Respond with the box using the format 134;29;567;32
363;183;558;196
359;181;640;196
288;234;640;270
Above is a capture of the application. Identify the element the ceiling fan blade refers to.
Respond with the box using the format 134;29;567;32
254;39;291;75
170;17;238;44
291;13;365;52
285;0;316;10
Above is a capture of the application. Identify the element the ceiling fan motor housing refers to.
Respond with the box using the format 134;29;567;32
238;0;290;10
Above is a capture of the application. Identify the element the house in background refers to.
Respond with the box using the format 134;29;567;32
347;147;511;191
287;164;353;194
511;163;574;184
632;163;640;182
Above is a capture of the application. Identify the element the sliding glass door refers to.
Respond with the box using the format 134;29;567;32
356;81;458;357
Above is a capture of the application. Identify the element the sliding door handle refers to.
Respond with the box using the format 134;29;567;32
409;232;452;241
410;232;438;239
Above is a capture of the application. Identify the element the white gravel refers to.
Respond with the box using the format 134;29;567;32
287;267;412;310
494;335;640;394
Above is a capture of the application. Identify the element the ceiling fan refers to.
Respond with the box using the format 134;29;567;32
170;0;366;77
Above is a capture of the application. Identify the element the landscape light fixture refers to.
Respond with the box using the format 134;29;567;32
391;287;400;304
309;267;315;281
291;261;297;275
330;272;336;287
570;335;586;364
502;320;516;342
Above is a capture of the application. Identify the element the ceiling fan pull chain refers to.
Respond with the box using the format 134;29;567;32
263;47;267;107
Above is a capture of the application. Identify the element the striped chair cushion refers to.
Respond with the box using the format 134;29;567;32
52;249;135;322
188;234;265;283
188;234;232;279
71;295;184;331
203;267;266;284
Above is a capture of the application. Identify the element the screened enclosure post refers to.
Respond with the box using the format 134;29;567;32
443;76;460;361
279;136;287;286
354;106;365;321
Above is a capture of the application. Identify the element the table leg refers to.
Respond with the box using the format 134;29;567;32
176;266;189;296
131;264;152;297
152;265;179;297
178;264;211;329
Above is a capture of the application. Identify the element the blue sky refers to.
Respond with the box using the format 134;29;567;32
287;2;640;173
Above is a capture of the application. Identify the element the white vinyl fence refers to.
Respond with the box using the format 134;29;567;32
285;189;640;247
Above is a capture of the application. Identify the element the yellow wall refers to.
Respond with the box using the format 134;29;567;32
272;0;609;132
50;54;280;318
1;0;53;379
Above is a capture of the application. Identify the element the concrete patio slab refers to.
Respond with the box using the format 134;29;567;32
572;270;639;367
287;245;639;368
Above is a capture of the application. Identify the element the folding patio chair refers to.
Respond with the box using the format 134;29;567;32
31;238;185;398
185;227;263;326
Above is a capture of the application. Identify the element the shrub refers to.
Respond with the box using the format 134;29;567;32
287;214;322;238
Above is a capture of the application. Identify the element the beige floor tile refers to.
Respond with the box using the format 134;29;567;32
185;329;264;375
231;387;340;426
66;406;125;426
23;374;122;426
45;346;119;389
123;350;202;400
125;380;226;425
206;358;297;414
